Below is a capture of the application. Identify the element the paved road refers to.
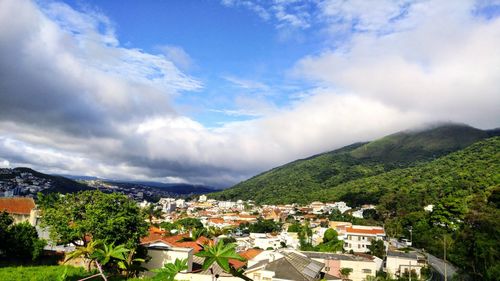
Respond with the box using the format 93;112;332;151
426;252;457;281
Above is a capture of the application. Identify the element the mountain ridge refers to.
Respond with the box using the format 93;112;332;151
210;123;499;204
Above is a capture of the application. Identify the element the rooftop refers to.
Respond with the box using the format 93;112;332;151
0;197;35;215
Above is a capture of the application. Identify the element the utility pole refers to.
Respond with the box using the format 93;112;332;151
444;235;447;281
409;260;412;281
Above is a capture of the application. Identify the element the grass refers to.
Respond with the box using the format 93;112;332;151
0;265;165;281
0;265;92;281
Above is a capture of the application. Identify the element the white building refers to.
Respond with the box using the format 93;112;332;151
343;225;385;253
250;233;282;250
327;201;352;214
176;199;186;208
198;195;207;202
386;251;425;278
158;198;177;213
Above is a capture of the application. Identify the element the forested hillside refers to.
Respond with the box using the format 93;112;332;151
211;124;497;204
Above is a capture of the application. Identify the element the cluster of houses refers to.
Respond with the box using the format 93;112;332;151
0;168;53;197
1;195;428;280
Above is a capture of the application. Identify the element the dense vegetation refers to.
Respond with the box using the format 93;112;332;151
0;212;46;261
211;124;495;204
38;190;149;249
210;125;499;279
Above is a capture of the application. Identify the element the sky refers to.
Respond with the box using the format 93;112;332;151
0;0;499;187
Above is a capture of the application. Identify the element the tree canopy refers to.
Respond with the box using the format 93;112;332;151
38;190;148;248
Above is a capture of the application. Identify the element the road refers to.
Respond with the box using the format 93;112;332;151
425;252;458;281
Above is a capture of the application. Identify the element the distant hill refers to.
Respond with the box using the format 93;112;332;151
108;181;216;195
8;167;91;194
211;124;499;204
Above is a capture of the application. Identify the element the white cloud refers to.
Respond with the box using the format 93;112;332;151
295;0;500;128
157;45;194;71
0;0;498;187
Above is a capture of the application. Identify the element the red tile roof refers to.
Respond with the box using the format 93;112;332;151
346;226;385;235
0;197;35;215
229;248;263;269
140;230;212;254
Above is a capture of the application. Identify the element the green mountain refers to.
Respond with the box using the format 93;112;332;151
211;124;499;204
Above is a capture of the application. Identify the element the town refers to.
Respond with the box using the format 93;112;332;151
0;192;438;281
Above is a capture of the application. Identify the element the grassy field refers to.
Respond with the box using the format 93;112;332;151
0;265;92;281
0;264;167;281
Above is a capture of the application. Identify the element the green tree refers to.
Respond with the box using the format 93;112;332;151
66;240;129;281
174;218;203;231
143;204;163;225
248;219;282;233
315;228;343;253
368;239;385;259
0;213;46;261
340;267;353;280
39;190;148;248
195;240;250;281
287;222;302;232
153;258;188;281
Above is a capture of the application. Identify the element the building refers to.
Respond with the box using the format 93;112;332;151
250;233;282;250
303;252;380;281
386;251;426;278
343;225;385;253
140;228;210;274
198;195;207;202
158;198;177;213
0;197;37;225
244;251;340;281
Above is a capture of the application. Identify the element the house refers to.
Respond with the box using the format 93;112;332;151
140;228;211;274
250;233;282;250
386;251;426;278
302;252;380;281
0;197;37;225
343;225;385;253
244;251;340;281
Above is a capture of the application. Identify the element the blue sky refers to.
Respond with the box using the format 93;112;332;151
0;0;499;186
62;0;325;127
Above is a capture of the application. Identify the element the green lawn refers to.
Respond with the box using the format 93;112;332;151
0;265;92;281
0;265;165;281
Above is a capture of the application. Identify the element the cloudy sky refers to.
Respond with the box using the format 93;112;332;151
0;0;499;187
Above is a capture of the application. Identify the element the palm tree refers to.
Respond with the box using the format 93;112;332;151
65;240;101;271
65;240;129;281
195;240;252;281
92;242;129;266
144;204;163;224
177;227;207;242
117;249;147;278
153;258;188;281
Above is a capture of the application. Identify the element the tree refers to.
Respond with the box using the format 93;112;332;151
174;217;203;231
0;212;46;260
39;190;148;248
117;247;147;278
153;258;188;281
315;228;343;253
66;240;129;281
143;204;163;225
287;222;302;232
195;240;250;281
340;267;353;280
368;239;386;259
248;219;281;233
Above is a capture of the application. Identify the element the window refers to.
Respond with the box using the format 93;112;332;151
253;273;261;280
263;278;271;281
325;266;330;271
358;244;361;249
358;236;361;241
363;269;372;273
